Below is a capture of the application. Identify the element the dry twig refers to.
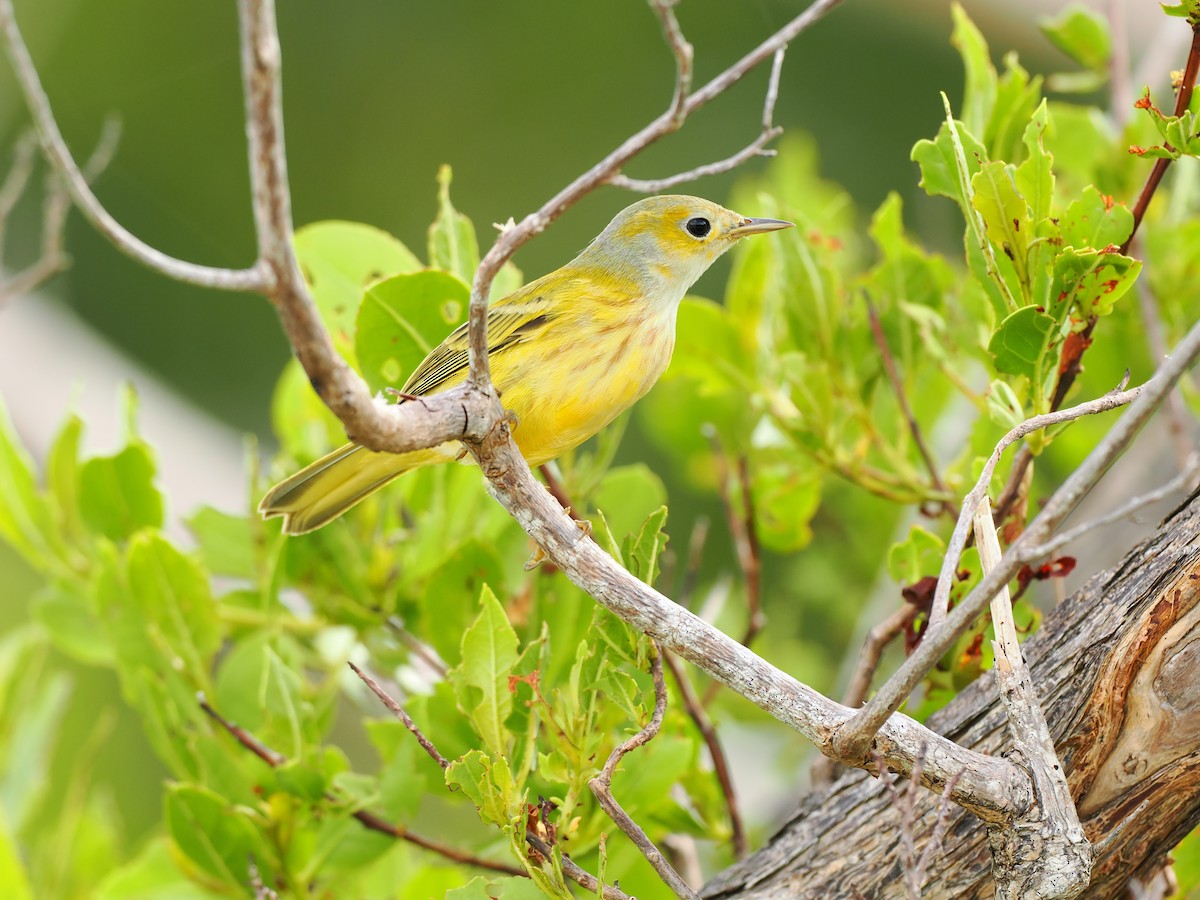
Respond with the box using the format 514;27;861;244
662;652;747;859
197;693;524;877
588;649;699;899
865;297;956;518
348;661;449;769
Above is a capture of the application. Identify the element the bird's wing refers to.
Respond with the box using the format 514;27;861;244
400;280;557;398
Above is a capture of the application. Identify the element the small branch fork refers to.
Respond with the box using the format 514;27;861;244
589;648;701;899
197;693;525;878
0;121;118;306
865;298;957;519
346;666;630;900
835;310;1200;764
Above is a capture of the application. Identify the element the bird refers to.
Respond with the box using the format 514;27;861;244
260;195;793;534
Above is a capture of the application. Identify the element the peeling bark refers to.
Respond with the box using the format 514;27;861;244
704;499;1200;899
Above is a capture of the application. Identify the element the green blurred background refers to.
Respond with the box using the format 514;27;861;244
0;0;1156;884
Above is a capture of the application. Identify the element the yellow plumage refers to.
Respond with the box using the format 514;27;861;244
260;195;792;534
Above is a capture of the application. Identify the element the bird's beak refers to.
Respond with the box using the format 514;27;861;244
731;216;794;237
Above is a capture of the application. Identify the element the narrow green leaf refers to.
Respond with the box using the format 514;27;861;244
971;160;1031;301
1015;100;1054;226
951;3;997;138
428;165;480;286
0;395;61;569
126;531;221;665
624;506;668;586
459;586;518;756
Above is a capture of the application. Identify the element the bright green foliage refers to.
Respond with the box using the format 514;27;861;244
1040;5;1112;93
4;5;1200;896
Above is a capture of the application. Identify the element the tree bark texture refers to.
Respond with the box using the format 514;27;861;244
704;496;1200;899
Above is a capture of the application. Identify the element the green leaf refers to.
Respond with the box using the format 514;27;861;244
751;459;822;553
1058;186;1134;251
271;358;346;462
0;395;61;569
428;165;480;286
888;525;947;584
669;297;753;391
126;531;222;666
988;305;1057;379
1040;5;1112;72
623;506;668;586
95;837;214;900
591;464;668;546
950;3;996;138
79;444;163;542
164;784;266;887
355;270;470;392
1015;100;1055;226
294;220;422;359
1049;247;1142;319
987;379;1025;430
31;584;112;666
445;749;515;827
458;586;518;756
187;506;256;578
0;809;31;900
971;161;1031;301
446;878;495;900
985;53;1043;165
46;413;85;542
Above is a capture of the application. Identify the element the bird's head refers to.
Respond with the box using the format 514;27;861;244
578;195;793;303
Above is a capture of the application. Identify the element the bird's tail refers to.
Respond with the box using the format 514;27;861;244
259;443;446;535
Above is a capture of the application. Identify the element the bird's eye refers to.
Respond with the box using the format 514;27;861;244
685;217;712;238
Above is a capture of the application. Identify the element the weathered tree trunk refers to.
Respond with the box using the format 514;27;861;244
704;496;1200;899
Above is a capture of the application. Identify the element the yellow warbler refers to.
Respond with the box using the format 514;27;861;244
260;195;792;534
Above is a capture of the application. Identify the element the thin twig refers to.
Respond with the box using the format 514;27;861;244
1123;24;1200;254
610;47;786;193
877;747;966;899
1031;452;1200;561
835;311;1200;764
538;464;574;512
0;122;119;304
1133;257;1195;469
811;603;919;789
526;834;632;900
865;298;956;518
651;0;694;126
588;649;699;899
700;443;764;706
0;0;268;292
463;0;846;391
0;130;36;252
662;652;747;860
348;661;449;770
926;384;1141;633
197;693;525;877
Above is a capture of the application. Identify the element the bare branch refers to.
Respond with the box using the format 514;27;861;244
609;47;786;193
663;652;748;859
1031;452;1200;561
649;0;694;126
972;499;1091;897
589;649;699;899
835;311;1200;765
927;384;1142;633
0;0;268;292
0;122;120;304
1133;261;1195;469
865;298;956;518
348;661;449;770
197;693;525;877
